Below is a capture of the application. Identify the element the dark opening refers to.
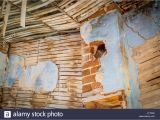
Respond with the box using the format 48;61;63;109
94;44;107;59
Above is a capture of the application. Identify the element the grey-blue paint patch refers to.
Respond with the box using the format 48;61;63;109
81;10;125;93
123;3;160;108
6;55;24;87
0;52;7;86
124;4;160;47
21;61;58;92
6;54;58;92
80;3;160;108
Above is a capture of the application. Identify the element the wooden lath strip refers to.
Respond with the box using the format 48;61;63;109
27;0;56;12
51;2;80;25
6;0;56;34
8;0;54;30
5;0;80;43
20;0;27;28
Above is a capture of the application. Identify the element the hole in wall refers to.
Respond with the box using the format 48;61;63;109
94;44;107;59
89;41;107;60
82;40;107;96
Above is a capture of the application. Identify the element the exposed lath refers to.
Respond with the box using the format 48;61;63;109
0;0;153;43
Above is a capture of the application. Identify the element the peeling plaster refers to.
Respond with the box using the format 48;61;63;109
6;55;24;87
5;55;58;92
95;70;103;83
80;3;160;108
0;52;7;86
123;3;160;108
21;61;58;92
81;10;125;93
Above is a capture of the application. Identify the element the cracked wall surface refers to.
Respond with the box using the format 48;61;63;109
81;10;125;93
4;55;58;92
80;2;160;108
123;3;160;108
1;34;83;109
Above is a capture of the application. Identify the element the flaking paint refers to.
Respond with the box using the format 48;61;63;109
80;2;160;108
5;54;58;92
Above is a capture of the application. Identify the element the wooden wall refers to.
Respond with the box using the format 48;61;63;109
1;33;84;108
133;33;160;108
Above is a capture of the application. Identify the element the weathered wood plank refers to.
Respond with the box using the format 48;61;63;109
6;33;83;109
140;87;160;100
2;1;11;37
20;0;27;27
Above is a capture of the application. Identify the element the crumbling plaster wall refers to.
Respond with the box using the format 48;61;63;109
81;10;126;94
5;54;58;92
80;2;160;108
1;34;83;109
123;3;160;108
0;52;7;86
6;55;24;87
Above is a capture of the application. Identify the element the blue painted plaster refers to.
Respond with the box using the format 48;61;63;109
6;55;24;87
81;10;125;93
0;52;7;86
80;3;160;108
23;61;58;92
5;54;58;92
123;3;160;108
80;10;120;44
124;3;160;47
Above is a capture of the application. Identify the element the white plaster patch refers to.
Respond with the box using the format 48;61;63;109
20;61;58;92
95;69;103;83
6;55;24;87
5;54;58;92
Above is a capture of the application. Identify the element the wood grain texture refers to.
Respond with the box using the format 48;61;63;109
1;33;83;109
84;90;127;109
133;33;160;108
20;0;27;27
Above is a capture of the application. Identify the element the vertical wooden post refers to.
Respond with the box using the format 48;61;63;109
2;1;11;37
1;0;6;15
20;0;27;28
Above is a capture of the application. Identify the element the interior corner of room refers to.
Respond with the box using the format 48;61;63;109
0;0;160;109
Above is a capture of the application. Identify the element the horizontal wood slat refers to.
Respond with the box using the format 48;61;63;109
1;33;83;109
133;33;160;108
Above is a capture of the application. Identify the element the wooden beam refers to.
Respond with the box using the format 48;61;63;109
7;0;56;32
2;1;11;37
1;0;6;15
4;0;79;43
20;0;27;28
8;0;21;9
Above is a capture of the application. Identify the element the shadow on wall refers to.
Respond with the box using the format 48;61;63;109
5;55;58;92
